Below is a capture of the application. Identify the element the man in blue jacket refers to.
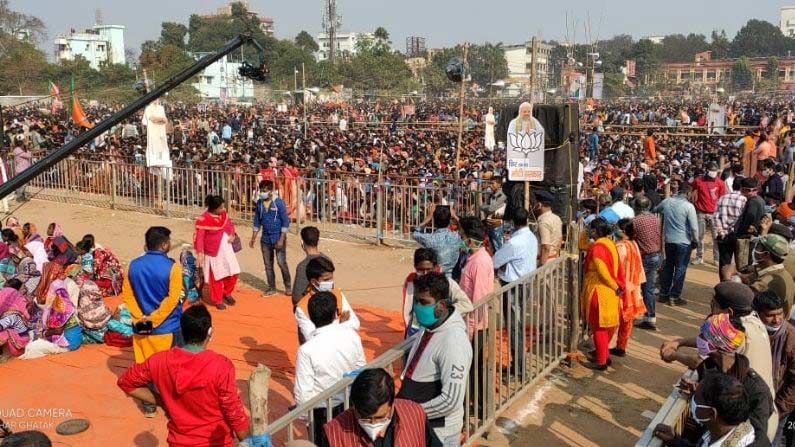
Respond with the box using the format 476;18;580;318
250;180;292;296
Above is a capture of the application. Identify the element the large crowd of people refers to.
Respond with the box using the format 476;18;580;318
6;92;795;447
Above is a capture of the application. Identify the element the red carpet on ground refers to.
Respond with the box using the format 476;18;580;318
0;286;404;446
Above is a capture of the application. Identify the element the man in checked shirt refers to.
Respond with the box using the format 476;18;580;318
714;182;748;275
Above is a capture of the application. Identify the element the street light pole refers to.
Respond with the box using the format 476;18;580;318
302;62;307;139
454;42;469;183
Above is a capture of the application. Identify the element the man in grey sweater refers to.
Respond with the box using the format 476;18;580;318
398;272;472;446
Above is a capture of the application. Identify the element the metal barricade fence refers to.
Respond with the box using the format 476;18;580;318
264;256;579;445
635;370;697;447
16;158;486;245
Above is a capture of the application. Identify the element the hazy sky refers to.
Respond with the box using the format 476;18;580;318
9;0;784;55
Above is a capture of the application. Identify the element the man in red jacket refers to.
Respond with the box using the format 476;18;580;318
117;305;254;447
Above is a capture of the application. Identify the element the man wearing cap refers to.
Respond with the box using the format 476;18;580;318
690;161;727;265
735;177;768;269
655;181;699;306
534;190;562;266
599;187;634;225
725;233;795;315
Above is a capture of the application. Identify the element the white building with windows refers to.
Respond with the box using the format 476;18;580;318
54;24;126;69
503;40;553;85
782;6;795;38
191;54;254;102
315;32;376;61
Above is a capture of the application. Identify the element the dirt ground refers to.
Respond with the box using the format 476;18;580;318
0;199;415;446
497;253;718;446
5;199;415;311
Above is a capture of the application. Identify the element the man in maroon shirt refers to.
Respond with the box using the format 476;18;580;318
632;196;662;330
690;162;727;265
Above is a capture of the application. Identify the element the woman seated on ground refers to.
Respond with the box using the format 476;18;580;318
22;223;48;272
15;256;41;299
34;263;81;351
76;280;111;344
5;217;24;242
0;230;19;288
75;240;94;276
45;223;77;266
78;234;123;297
0;279;33;361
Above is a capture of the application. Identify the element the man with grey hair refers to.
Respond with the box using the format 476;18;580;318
506;102;545;186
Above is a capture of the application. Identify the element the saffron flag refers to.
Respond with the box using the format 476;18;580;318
49;81;62;113
70;77;92;128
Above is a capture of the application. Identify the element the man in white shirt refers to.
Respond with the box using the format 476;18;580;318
492;207;537;376
294;292;366;447
608;186;635;220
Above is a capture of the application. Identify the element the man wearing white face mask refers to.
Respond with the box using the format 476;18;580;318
324;368;443;447
654;373;756;447
691;161;727;265
295;256;359;343
294;293;366;447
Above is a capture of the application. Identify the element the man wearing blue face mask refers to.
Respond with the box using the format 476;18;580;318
654;373;755;447
251;180;291;297
398;272;472;446
294;257;359;344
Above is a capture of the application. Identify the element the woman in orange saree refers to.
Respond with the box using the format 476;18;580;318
612;218;646;357
580;217;625;371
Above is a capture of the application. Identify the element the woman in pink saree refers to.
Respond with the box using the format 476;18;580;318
0;283;33;359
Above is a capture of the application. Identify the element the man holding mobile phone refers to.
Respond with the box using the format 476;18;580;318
121;226;184;418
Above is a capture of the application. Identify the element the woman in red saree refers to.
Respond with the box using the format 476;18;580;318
194;195;241;310
580;217;625;371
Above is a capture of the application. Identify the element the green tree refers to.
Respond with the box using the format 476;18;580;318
187;3;275;64
731;19;789;57
709;30;731;59
159;22;188;49
139;42;199;102
658;33;709;62
731;56;754;91
0;34;47;95
628;39;662;85
428;43;508;88
0;0;45;43
294;30;318;53
596;34;635;74
268;39;317;90
373;26;390;43
767;56;780;87
603;72;628;98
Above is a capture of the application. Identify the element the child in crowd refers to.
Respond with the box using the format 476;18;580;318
75;240;94;276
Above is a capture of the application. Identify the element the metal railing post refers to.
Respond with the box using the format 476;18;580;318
164;173;171;218
566;256;581;354
295;179;302;235
110;163;117;209
485;295;498;421
375;183;384;245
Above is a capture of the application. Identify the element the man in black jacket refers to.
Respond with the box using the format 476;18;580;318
735;177;767;268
